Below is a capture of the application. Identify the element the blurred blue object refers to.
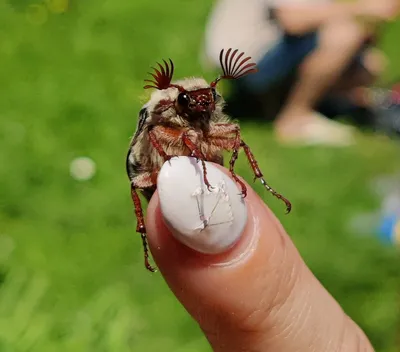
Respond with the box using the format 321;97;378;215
377;181;400;246
378;214;400;245
349;173;400;247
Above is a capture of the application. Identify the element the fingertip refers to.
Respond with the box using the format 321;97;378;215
145;157;269;275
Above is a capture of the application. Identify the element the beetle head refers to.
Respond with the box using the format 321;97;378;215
172;86;218;119
143;49;257;121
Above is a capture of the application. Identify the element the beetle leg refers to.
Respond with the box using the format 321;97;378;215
228;129;248;198
240;140;292;214
130;185;156;272
149;126;213;191
130;175;157;272
207;123;247;197
181;132;213;191
149;129;173;161
207;123;291;213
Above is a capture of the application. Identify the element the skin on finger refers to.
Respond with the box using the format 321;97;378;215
146;165;374;352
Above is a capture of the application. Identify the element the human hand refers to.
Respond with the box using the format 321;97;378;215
145;157;374;352
357;0;400;21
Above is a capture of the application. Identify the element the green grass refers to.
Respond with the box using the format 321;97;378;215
0;0;400;351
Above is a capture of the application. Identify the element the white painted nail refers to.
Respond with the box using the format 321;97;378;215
157;156;248;254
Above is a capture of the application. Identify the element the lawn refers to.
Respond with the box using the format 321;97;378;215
0;0;400;351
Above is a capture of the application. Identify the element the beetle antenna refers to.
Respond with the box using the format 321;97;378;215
144;58;174;90
210;48;258;87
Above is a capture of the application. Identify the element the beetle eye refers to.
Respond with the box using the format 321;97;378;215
177;93;190;107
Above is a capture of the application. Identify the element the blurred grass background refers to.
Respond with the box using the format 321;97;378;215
0;0;400;351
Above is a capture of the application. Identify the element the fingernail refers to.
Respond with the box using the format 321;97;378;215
157;156;247;254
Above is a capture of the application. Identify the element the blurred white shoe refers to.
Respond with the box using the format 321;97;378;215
276;112;356;147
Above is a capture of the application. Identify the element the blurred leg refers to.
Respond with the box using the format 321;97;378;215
315;46;388;129
275;18;371;142
235;33;318;121
333;47;387;92
331;47;388;107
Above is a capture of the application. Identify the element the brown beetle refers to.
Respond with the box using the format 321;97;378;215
126;49;291;272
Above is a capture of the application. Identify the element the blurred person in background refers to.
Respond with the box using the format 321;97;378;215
202;0;400;146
